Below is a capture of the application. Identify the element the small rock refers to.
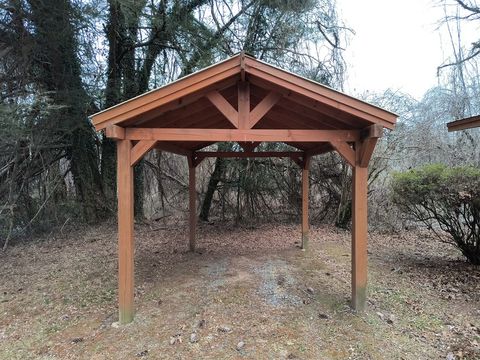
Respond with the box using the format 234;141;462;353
306;287;315;295
190;333;198;343
302;299;311;305
111;322;120;328
136;350;148;357
236;341;245;351
387;314;395;324
71;337;84;344
446;352;455;360
318;313;330;320
376;312;385;320
218;325;232;333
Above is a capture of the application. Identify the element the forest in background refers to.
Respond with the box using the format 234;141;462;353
0;0;479;255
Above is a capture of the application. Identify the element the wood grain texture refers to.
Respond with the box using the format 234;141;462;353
125;128;360;142
351;144;368;312
130;140;157;166
117;140;134;323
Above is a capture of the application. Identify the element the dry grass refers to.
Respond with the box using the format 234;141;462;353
0;221;479;359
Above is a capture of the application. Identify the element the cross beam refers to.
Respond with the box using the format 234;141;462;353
205;81;282;130
108;126;361;143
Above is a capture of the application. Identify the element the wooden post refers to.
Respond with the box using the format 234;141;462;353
189;165;196;252
351;143;368;311
238;81;250;129
301;157;310;250
117;139;134;324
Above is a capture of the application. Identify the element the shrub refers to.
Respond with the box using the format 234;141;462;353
391;164;480;265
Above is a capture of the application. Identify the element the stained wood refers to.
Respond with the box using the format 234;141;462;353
359;138;378;167
189;165;196;252
238;82;250;129
130;140;157;166
330;141;355;167
351;144;368;312
244;56;397;128
117;140;134;323
249;91;282;128
447;114;480;131
106;125;125;140
92;56;241;128
206;91;239;128
124;128;360;142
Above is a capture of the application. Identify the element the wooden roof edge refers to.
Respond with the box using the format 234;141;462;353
243;55;398;127
90;54;243;129
90;52;399;131
447;114;480;132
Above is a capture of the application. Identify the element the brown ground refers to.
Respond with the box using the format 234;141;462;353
0;221;479;359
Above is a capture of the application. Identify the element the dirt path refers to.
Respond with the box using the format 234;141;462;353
0;222;479;359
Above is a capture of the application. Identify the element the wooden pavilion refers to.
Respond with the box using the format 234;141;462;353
90;53;398;324
447;114;480;132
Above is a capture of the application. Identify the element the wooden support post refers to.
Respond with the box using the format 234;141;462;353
189;165;196;252
301;157;310;250
238;81;250;129
351;143;368;311
117;139;134;324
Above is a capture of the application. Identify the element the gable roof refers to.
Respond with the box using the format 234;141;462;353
91;53;397;133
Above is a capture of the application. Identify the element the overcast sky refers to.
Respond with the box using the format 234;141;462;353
336;0;477;99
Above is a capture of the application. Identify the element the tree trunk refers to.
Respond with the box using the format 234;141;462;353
29;0;105;221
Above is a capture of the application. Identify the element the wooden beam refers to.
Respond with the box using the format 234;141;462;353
351;143;368;312
245;57;398;129
206;91;239;128
359;138;378;167
91;56;241;130
447;114;480;132
130;140;157;166
125;128;361;142
240;51;246;81
361;124;383;139
189;165;196;252
195;151;303;159
106;125;125;140
249;91;282;128
330;141;355;167
301;157;310;250
238;81;250;129
117;139;134;324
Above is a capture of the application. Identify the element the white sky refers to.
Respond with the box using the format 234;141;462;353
336;0;478;99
